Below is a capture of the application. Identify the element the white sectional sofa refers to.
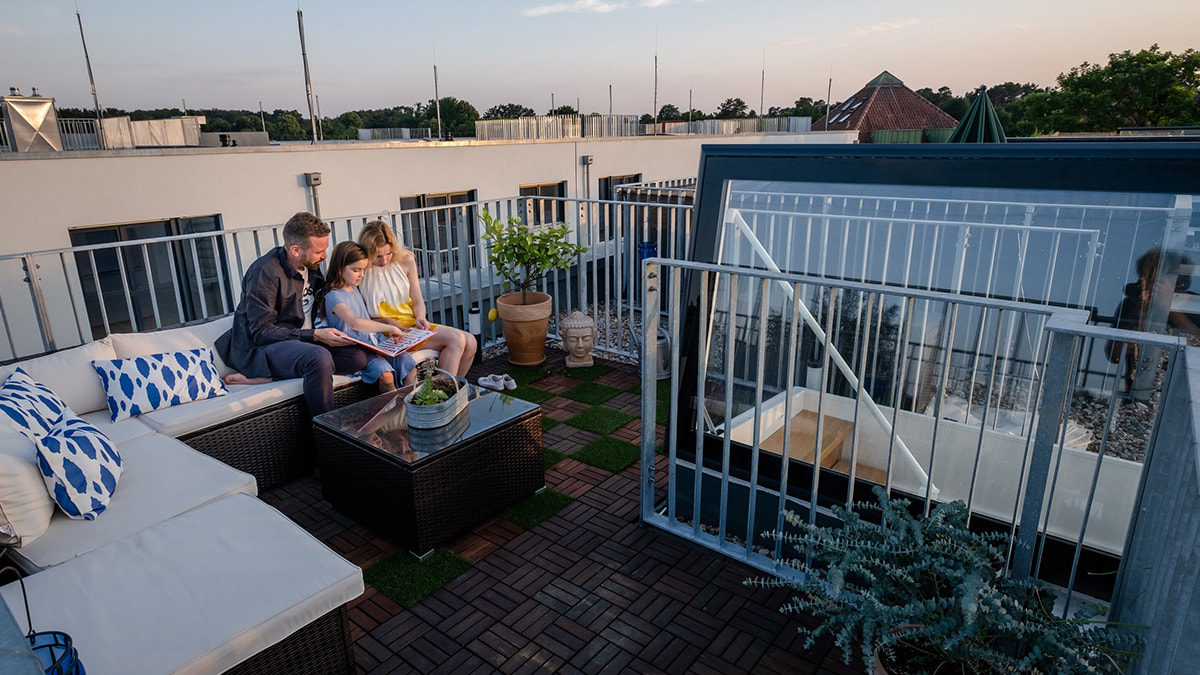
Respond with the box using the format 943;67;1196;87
0;316;371;674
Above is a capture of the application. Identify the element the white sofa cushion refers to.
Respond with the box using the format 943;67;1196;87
0;431;55;547
137;375;358;438
0;339;116;416
109;316;234;378
75;411;155;445
8;432;255;572
0;493;364;675
35;413;123;521
91;348;227;422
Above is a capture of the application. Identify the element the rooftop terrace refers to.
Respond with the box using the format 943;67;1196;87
268;349;853;674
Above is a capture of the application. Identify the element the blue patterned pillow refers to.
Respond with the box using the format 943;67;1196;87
0;368;68;441
35;413;123;520
91;348;228;422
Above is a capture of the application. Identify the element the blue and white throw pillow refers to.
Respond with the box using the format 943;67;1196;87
0;368;68;441
92;348;228;422
35;413;122;520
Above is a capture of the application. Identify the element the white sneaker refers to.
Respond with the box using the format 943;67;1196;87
477;374;506;391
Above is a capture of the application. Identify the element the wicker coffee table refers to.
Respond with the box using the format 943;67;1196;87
312;384;543;556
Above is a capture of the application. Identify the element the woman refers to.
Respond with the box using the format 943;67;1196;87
358;220;477;377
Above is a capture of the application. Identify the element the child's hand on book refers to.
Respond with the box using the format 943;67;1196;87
384;325;405;339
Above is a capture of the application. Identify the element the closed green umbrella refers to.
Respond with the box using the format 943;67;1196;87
948;86;1006;143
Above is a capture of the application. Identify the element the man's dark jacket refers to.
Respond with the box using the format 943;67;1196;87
215;246;323;379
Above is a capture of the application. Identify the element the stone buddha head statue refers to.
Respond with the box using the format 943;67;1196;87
561;310;595;367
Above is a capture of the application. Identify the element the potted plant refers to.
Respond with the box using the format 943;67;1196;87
746;487;1143;674
404;362;468;429
480;208;587;366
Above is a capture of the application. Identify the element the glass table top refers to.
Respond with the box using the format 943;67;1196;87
313;383;540;465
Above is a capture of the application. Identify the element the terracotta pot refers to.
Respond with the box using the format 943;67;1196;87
496;291;552;366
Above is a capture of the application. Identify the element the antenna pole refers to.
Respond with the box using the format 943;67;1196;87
760;48;765;120
297;9;318;144
75;9;106;147
433;64;442;139
824;76;832;130
315;94;324;140
652;53;658;134
259;101;266;133
608;84;612;116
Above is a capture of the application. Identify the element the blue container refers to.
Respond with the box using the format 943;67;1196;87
637;241;658;261
30;630;85;674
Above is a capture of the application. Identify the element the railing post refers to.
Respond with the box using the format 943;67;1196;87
21;255;55;352
1010;323;1079;579
640;260;660;523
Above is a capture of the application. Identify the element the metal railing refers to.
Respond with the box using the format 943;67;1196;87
0;195;693;362
641;117;811;136
0;117;101;152
638;257;1185;616
357;127;433;141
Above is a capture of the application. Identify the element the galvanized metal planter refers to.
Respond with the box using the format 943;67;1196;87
404;370;469;429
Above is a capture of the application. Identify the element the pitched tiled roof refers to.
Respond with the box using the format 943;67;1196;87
813;71;960;142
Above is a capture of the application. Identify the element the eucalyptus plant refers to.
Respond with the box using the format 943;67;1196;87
746;487;1142;674
479;208;587;305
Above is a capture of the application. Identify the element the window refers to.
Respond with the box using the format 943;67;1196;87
69;215;230;338
519;181;568;225
599;174;643;201
397;190;477;277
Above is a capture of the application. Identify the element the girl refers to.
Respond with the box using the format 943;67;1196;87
317;241;418;392
358;220;477;377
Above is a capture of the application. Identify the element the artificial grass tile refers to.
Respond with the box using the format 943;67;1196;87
509;384;554;404
560;382;621;405
541;416;561;431
504;365;550;386
657;400;670;427
501;489;574;529
572;437;641;473
554;363;612;381
543;447;566;469
565;407;635;435
364;549;471;608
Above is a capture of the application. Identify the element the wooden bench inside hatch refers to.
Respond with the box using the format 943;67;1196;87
757;410;887;485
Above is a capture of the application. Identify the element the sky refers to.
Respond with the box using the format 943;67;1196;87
1;0;1197;118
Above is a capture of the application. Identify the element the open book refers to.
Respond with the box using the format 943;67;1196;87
346;329;435;357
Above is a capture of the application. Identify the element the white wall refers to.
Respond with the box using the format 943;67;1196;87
0;131;856;253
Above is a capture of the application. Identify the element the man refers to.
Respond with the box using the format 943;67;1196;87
216;212;368;416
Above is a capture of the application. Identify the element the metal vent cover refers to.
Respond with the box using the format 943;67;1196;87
2;95;63;152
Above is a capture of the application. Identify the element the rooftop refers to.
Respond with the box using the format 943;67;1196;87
268;350;850;674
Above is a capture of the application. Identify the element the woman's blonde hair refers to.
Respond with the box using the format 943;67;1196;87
358;220;407;265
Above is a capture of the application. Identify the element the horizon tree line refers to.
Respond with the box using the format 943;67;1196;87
54;44;1199;141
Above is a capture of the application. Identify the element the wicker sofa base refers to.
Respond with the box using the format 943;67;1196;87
180;381;375;491
224;604;355;675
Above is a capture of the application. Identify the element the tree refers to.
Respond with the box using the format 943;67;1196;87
483;103;536;120
270;110;308;141
657;103;682;121
548;105;578;116
1053;44;1200;129
916;86;969;120
419;97;479;137
714;97;749;119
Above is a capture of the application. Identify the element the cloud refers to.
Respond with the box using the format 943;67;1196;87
852;18;919;38
521;0;676;17
0;24;25;38
523;0;627;16
775;36;811;47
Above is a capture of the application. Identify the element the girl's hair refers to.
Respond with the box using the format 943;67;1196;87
316;241;368;318
358;220;407;265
